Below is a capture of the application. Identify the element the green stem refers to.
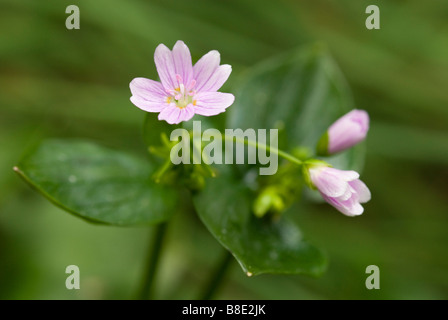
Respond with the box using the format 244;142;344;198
153;158;173;183
138;222;168;300
200;250;233;300
222;135;303;166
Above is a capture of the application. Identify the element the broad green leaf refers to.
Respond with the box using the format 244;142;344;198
15;139;179;226
193;171;327;276
228;44;365;172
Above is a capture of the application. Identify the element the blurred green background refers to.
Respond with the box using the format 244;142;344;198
1;0;447;299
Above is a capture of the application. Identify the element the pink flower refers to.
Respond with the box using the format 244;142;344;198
130;41;235;124
308;165;371;216
317;109;369;155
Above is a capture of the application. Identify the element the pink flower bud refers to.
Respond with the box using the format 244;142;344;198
308;165;371;216
317;109;369;155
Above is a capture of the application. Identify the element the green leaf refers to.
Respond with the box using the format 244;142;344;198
14;139;179;226
228;44;365;171
193;172;327;276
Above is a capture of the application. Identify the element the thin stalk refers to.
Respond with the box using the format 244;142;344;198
138;222;168;300
222;135;303;166
200;250;233;300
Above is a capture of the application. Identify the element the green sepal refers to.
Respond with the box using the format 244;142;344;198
316;131;330;157
302;159;330;190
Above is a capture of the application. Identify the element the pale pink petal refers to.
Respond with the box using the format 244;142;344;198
329;126;366;154
351;109;369;132
158;105;195;124
158;106;178;124
193;50;220;92
349;179;371;203
194;92;235;116
338;186;353;201
339;197;364;216
129;78;167;112
194;107;226;117
324;167;360;181
198;64;232;92
323;194;364;217
130;96;166;112
130;77;166;101
178;105;196;123
310;167;349;198
328;109;369;154
172;40;193;87
154;43;177;90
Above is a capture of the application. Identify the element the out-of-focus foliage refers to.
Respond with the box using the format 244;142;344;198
1;0;447;299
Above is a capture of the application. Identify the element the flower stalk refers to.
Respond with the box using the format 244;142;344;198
138;222;168;300
222;134;303;166
200;250;233;300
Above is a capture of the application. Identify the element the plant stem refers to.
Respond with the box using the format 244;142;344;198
200;250;233;300
138;222;168;300
222;135;303;166
153;158;173;183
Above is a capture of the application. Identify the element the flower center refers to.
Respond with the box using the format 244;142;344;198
166;74;197;109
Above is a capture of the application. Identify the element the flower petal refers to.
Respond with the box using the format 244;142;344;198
130;77;166;100
309;167;349;198
338;186;353;201
178;105;196;123
339;197;364;216
158;105;195;124
193;50;220;92
130;96;166;112
324;167;359;181
349;179;371;203
154;43;176;90
198;64;232;92
328;109;370;154
129;78;167;112
194;92;235;116
172;40;193;87
322;194;364;217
